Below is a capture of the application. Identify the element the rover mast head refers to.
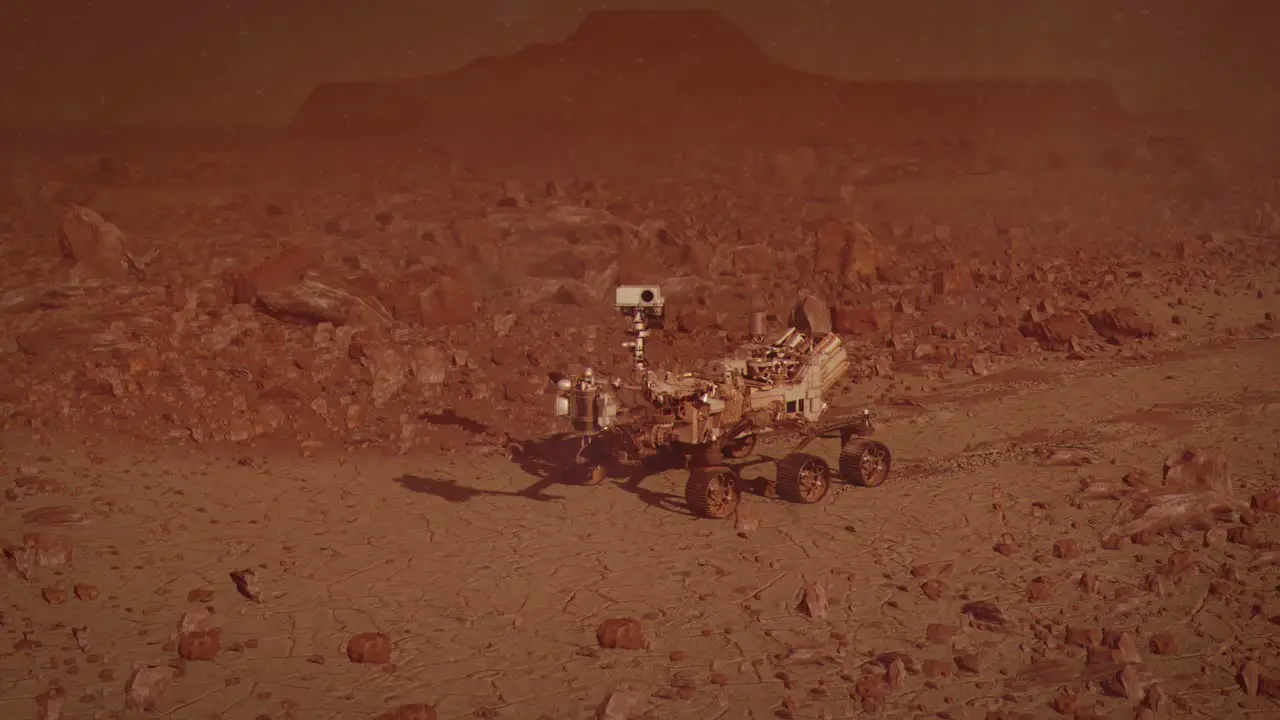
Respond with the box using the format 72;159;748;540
615;285;665;370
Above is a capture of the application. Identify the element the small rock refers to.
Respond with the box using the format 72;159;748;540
409;346;448;387
1052;539;1082;560
179;608;213;634
799;583;829;619
347;632;393;664
31;534;75;568
187;587;215;603
230;569;262;602
178;630;222;661
1252;488;1280;514
1144;685;1165;712
73;584;98;601
126;665;175;711
596;618;647;650
1260;672;1280;700
885;657;907;689
1088;306;1155;344
595;690;645;720
1050;691;1079;716
1240;659;1261;696
72;626;90;653
36;687;65;720
1078;570;1099;595
1148;633;1178;655
41;586;68;605
1066;626;1102;648
852;672;890;704
1087;645;1125;666
954;653;981;674
1027;577;1052;601
1162;446;1232;495
1228;526;1261;547
1103;664;1144;700
1111;631;1142;663
960;600;1006;626
920;579;945;600
734;502;759;535
970;354;991;376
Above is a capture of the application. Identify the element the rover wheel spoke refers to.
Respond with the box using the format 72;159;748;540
839;440;893;488
686;467;739;519
776;453;831;504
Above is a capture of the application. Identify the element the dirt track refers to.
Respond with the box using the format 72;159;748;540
3;336;1277;720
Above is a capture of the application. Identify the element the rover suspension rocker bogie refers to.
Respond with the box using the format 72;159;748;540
552;285;894;518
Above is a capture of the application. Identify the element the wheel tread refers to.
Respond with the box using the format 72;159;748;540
839;439;892;487
686;466;738;519
776;453;831;504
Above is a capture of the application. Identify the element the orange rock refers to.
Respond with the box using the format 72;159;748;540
1251;488;1280;514
347;632;393;664
177;630;222;661
1052;539;1081;560
596;618;647;650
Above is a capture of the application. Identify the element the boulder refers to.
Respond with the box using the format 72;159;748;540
792;295;832;335
255;275;391;327
841;222;882;283
1088;307;1155;344
57;206;138;279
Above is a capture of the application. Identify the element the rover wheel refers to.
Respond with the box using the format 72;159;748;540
685;466;740;519
723;434;757;459
575;462;608;486
776;453;832;504
840;440;892;487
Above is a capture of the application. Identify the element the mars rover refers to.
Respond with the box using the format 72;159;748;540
551;285;893;519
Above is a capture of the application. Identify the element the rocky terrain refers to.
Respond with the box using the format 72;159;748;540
2;8;1279;720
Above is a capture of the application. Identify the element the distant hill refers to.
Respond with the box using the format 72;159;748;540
290;9;1125;137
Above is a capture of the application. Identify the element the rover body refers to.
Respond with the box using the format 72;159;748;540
552;286;893;518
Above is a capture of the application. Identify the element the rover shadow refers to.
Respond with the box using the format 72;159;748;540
507;434;686;513
506;434;577;482
399;422;785;517
419;409;489;435
722;456;782;499
394;473;564;503
610;455;692;515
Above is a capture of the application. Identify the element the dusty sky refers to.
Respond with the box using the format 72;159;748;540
1;0;1275;126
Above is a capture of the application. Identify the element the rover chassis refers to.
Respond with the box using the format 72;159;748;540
569;411;893;520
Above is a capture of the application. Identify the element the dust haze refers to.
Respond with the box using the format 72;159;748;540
2;5;1279;720
1;0;1278;125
